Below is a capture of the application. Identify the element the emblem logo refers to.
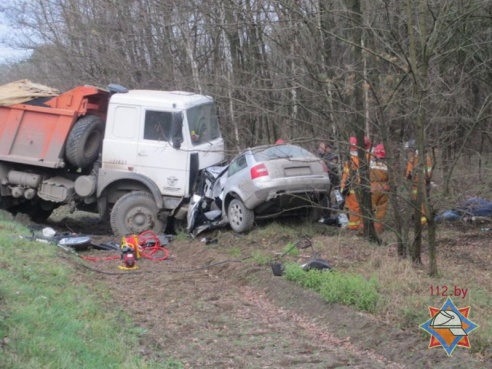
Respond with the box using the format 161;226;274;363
167;176;178;187
419;297;479;355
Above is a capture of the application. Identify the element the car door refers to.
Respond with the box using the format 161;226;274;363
223;153;257;204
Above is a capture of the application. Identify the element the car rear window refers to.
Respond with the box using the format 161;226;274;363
252;145;313;162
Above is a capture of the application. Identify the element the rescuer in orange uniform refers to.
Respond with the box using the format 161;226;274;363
369;144;390;232
405;139;433;224
340;136;371;230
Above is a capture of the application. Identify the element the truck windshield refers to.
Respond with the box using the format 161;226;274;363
187;102;221;145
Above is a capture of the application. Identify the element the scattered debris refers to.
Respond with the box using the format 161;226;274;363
271;262;284;276
21;227;172;271
270;237;332;276
20;227;91;251
201;237;218;245
300;258;332;271
435;197;492;223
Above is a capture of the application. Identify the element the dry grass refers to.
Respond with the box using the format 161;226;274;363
307;224;491;355
15;151;492;357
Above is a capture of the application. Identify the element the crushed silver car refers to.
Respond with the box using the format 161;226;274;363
188;144;331;235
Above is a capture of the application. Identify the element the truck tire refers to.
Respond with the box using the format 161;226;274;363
110;191;164;237
66;115;104;169
227;198;254;233
28;206;54;222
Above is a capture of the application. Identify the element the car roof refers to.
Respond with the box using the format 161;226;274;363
231;144;316;164
240;143;306;153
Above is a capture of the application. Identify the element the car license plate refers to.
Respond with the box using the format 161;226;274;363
284;166;312;176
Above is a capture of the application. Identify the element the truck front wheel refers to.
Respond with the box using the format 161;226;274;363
110;191;164;237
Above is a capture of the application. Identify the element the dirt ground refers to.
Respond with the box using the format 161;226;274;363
24;210;490;369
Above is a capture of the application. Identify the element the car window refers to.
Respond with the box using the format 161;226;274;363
144;110;172;141
228;155;248;176
253;145;313;162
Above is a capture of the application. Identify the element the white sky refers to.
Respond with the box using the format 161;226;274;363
0;12;30;63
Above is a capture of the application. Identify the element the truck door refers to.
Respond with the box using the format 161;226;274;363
102;104;140;172
136;110;189;197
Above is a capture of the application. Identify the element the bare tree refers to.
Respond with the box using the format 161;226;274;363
1;0;491;270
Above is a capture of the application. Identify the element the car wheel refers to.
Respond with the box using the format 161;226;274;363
110;191;164;237
228;198;254;233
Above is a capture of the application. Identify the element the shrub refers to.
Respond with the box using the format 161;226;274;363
283;263;380;312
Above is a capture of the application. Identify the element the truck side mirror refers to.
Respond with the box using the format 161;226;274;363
173;137;182;149
171;113;183;149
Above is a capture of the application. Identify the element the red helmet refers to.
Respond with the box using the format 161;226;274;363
349;136;371;151
275;138;285;144
373;144;386;159
349;136;357;151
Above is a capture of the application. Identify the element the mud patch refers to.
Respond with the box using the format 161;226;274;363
18;207;489;368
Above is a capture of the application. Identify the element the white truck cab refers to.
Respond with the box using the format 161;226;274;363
97;90;225;235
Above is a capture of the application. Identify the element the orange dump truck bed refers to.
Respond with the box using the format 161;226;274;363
0;85;109;168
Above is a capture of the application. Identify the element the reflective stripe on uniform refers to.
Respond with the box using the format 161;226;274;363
369;161;388;171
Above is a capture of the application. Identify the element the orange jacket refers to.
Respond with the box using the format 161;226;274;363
369;158;390;192
406;151;432;184
341;151;371;193
341;152;359;193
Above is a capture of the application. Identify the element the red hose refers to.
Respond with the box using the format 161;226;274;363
137;230;170;261
80;230;170;263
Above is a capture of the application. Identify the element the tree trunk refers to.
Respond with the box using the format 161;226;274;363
347;0;379;243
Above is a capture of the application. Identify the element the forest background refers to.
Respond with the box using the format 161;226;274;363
0;0;491;274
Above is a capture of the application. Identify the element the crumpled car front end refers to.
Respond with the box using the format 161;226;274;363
187;165;228;237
